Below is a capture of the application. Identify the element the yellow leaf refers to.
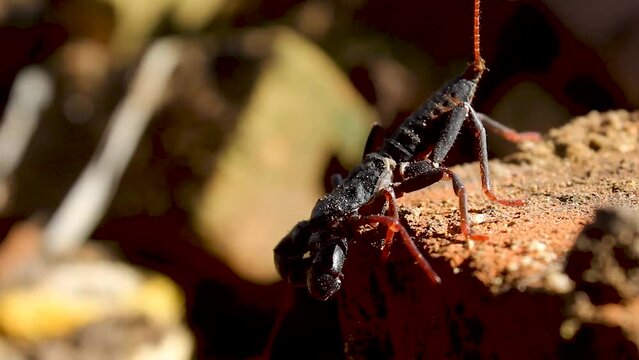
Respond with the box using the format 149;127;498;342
196;28;377;284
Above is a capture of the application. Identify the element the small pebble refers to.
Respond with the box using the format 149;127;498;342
507;262;520;272
545;271;574;294
521;256;533;266
471;213;488;225
560;319;580;340
467;240;475;250
529;240;547;253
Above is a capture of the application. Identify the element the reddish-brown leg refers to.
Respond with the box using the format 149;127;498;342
468;106;526;206
379;188;399;260
259;287;294;360
442;168;490;241
394;160;490;241
365;215;441;284
478;112;542;143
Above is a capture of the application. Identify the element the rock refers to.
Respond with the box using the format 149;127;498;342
338;110;639;359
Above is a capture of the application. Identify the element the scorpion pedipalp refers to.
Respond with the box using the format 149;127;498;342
307;235;348;300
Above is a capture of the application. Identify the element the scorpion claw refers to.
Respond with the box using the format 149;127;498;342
308;272;342;301
307;237;348;300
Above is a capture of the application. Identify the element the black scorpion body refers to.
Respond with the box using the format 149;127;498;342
273;2;540;301
275;152;396;300
383;66;481;163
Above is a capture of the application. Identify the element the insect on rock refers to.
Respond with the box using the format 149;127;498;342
273;0;541;301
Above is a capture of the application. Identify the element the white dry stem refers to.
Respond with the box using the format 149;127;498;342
0;67;53;207
43;38;182;256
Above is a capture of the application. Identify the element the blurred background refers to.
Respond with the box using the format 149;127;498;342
0;0;637;359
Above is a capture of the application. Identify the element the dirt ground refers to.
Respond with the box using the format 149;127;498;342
338;110;639;359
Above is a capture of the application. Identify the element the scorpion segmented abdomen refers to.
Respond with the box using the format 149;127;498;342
382;75;480;163
382;103;440;161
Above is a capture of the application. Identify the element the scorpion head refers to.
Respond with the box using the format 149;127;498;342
274;221;348;300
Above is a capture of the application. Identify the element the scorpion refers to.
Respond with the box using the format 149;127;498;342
273;0;541;301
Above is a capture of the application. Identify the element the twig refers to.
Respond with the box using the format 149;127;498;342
43;38;182;256
0;67;53;208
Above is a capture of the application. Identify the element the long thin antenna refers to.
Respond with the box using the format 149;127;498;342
473;0;485;71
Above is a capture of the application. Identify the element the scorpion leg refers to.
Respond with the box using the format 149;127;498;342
378;187;400;260
430;103;469;164
394;160;489;241
467;106;526;206
363;214;441;284
273;221;313;286
326;123;383;191
477;112;541;143
260;287;294;360
330;173;343;189
362;123;385;157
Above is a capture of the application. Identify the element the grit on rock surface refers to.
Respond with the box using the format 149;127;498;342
338;110;639;360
